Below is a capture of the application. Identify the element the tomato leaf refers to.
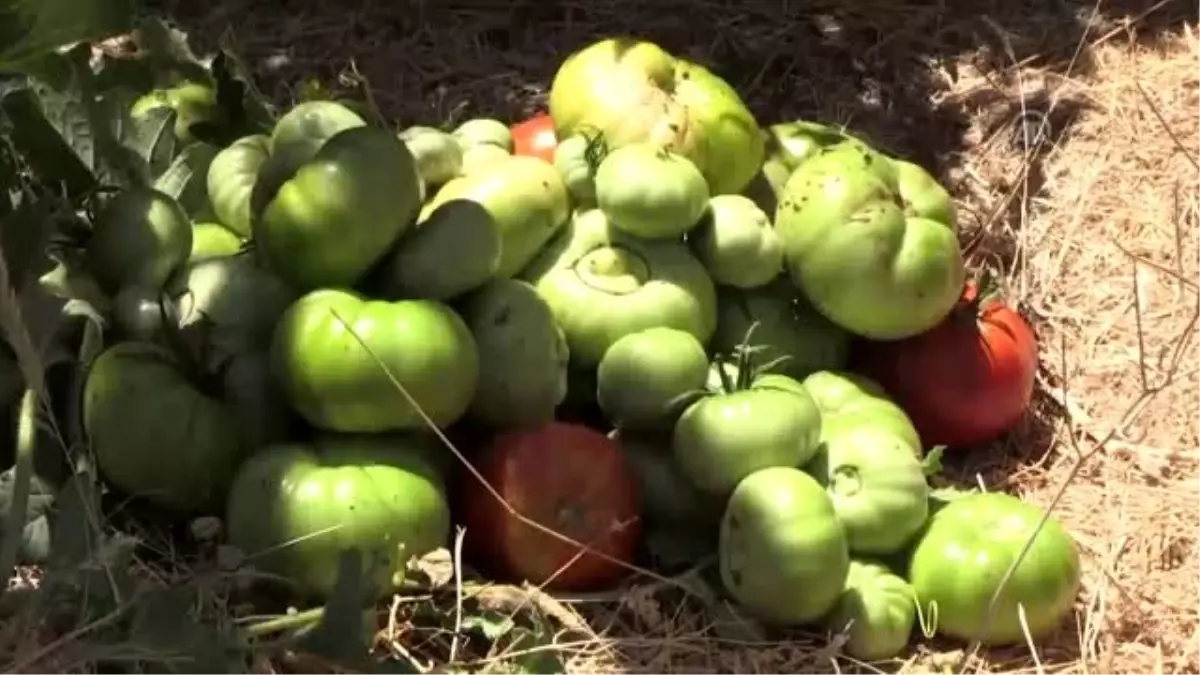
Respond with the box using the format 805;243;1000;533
506;615;565;675
0;0;136;73
152;140;216;214
461;609;515;641
404;546;454;591
202;45;276;144
921;445;945;477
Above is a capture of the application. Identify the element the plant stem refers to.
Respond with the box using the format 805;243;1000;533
0;388;39;588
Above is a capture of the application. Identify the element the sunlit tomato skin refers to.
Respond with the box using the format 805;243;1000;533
457;422;641;592
511;113;559;164
852;280;1039;448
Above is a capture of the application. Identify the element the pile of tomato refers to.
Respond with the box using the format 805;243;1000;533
75;36;1083;661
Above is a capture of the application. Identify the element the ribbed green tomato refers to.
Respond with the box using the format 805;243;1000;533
452;118;513;152
225;435;451;601
521;208;716;367
909;492;1082;646
189;222;243;262
597;327;709;431
719;466;850;625
594;142;710;239
827;559;917;661
207;133;270;237
399;125;464;190
270;288;479;432
269;100;366;174
254;126;423;291
775;142;965;339
802;370;923;454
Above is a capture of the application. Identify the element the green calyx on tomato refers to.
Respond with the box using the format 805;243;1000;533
594;141;711;240
270;288;479;433
774;141;965;339
908;491;1082;646
254;124;424;291
521;208;717;368
596;326;710;432
225;435;451;601
672;326;823;497
719;466;850;625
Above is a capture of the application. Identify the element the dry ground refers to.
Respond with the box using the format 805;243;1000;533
150;0;1200;672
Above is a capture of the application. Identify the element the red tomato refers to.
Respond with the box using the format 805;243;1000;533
457;422;641;591
850;279;1038;449
511;113;558;164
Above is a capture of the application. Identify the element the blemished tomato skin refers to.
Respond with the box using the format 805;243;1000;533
511;113;559;164
457;422;642;592
852;281;1039;448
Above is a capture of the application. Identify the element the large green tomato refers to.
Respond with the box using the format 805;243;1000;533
908;491;1082;645
611;431;721;533
719;466;850;625
225;435;451;601
85;187;192;295
207;133;271;237
597;327;709;431
594;142;709;240
711;278;850;380
673;371;822;497
269;100;367;175
84;343;249;513
270;288;479;433
254;126;423;291
521;208;716;367
548;38;764;196
826;559;917;661
189;222;243;262
399;125;464;191
805;424;929;555
775;142;965;339
459;279;569;429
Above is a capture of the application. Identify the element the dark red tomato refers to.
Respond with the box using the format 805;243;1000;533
511;113;558;164
457;421;641;591
851;279;1038;449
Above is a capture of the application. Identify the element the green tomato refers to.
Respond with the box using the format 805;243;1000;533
766;120;864;170
908;492;1082;645
420;155;569;279
452;118;514;152
84;342;247;513
130;82;221;145
270;288;479;432
775;142;965;339
611;430;721;532
399;125;464;190
719;466;850;624
460;144;513;176
369;200;501;302
111;285;167;342
269;100;366;176
802;370;922;454
521;208;717;367
687;194;782;288
712;278;850;381
460;279;570;429
826;559;917;661
548;38;764;195
255;126;423;291
85;187;192;294
673;375;822;496
225;435;451;601
190;222;243;262
553;133;600;208
805;424;929;555
207;133;271;237
597;327;709;431
594;142;710;240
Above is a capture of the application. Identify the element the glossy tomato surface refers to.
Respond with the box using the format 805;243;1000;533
511;113;558;164
457;422;641;591
852;280;1038;448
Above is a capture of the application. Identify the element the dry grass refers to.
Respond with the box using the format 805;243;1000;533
20;0;1199;672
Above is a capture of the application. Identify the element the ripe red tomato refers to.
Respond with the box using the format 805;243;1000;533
850;279;1038;449
457;422;641;591
511;113;558;164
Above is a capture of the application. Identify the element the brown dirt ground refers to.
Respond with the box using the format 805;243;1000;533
151;0;1200;672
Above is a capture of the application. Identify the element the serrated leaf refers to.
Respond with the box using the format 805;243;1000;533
129;16;213;86
0;0;137;72
118;100;176;178
921;445;945;477
153;141;217;216
1;78;97;194
405;546;453;591
461;610;515;641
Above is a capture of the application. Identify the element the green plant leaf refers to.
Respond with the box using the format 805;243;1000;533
0;0;137;72
461;610;515;641
921;445;945;476
201;47;275;144
506;613;565;675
